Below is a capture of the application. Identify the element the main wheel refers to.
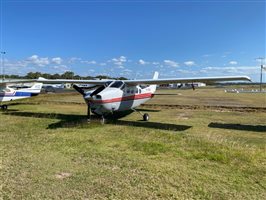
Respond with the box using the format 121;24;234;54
143;113;149;121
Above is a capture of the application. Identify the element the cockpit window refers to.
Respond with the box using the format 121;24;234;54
104;81;112;87
109;81;124;88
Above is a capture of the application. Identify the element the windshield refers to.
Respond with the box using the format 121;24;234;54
109;81;124;88
104;81;112;87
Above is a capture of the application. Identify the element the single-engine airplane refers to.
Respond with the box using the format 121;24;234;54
0;79;43;110
13;71;250;123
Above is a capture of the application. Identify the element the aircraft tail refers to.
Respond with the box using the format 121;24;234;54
149;71;159;93
30;82;43;92
18;82;43;95
29;77;46;93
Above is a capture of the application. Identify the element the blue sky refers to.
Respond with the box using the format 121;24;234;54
1;0;265;81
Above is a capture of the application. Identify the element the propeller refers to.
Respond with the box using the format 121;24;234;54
87;102;91;123
192;83;195;90
89;85;105;97
73;84;86;96
73;84;108;123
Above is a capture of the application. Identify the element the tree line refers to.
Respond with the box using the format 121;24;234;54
2;71;128;80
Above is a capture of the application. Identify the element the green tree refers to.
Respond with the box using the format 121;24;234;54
61;71;75;79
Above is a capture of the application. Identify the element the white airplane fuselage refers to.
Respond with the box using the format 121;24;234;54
83;82;155;116
0;83;43;103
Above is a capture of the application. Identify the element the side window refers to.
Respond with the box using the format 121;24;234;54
131;90;134;94
127;89;130;93
139;89;141;94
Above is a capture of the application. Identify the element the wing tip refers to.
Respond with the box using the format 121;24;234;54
243;76;252;82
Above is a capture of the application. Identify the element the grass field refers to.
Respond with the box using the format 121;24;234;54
1;87;266;199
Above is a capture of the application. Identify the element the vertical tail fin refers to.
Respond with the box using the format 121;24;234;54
149;71;159;93
30;77;46;92
30;82;43;91
28;78;45;93
18;82;43;95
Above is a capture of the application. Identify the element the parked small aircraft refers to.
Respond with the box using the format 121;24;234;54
17;72;249;123
0;72;251;122
0;79;43;110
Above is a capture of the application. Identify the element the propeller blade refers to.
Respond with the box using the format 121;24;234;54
90;85;105;97
192;83;195;90
87;103;91;123
73;84;86;96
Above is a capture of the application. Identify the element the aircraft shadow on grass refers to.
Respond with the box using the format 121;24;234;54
208;122;266;132
3;111;191;131
113;120;191;131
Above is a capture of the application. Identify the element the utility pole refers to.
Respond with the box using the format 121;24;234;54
256;57;265;92
0;51;6;81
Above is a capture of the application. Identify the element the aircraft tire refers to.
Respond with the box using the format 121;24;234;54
143;113;149;121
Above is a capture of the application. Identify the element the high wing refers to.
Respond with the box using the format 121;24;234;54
0;75;251;86
35;79;108;85
0;78;108;86
124;75;251;85
0;79;34;86
0;79;40;88
34;75;251;85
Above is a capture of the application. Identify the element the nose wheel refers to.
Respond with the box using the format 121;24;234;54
86;103;107;124
143;113;150;121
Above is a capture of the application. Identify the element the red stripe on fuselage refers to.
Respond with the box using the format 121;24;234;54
91;93;154;104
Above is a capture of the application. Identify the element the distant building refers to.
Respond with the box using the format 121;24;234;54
178;82;206;88
159;82;206;89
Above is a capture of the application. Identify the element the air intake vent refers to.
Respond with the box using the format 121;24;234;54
96;95;102;99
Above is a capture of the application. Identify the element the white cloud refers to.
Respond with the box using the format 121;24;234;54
202;54;212;57
184;61;195;66
229;61;238;65
27;55;49;66
52;65;69;72
99;63;106;66
52;57;63;65
152;62;160;65
81;60;97;64
202;66;259;75
111;56;127;65
4;60;27;68
163;60;179;67
138;59;149;65
255;58;265;63
68;57;81;63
